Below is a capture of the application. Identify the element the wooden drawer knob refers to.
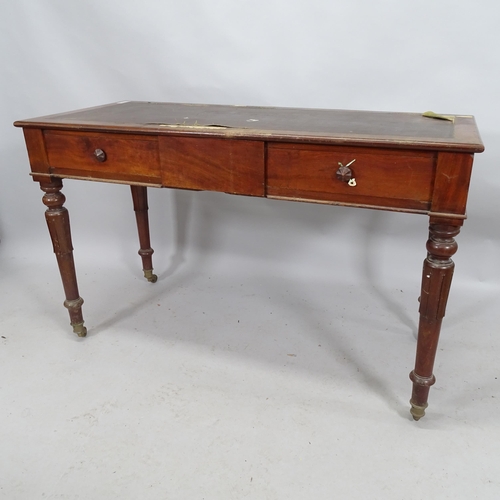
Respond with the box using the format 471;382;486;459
93;148;107;162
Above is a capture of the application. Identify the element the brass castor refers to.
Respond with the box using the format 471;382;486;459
143;269;158;283
410;400;428;421
72;322;87;337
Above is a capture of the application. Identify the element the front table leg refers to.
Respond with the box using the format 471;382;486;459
40;178;87;337
409;222;461;420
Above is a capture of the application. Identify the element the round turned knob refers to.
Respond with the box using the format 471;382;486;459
94;148;106;162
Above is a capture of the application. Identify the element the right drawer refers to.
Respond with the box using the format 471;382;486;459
267;143;436;211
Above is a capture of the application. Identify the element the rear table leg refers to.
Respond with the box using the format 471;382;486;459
131;185;157;283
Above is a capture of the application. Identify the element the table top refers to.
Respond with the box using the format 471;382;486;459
15;101;484;153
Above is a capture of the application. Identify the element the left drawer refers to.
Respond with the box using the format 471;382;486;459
44;131;161;184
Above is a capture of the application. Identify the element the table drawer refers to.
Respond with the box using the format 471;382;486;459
267;144;436;211
44;131;161;183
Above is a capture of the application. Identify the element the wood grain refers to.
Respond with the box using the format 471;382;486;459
430;152;474;217
22;128;50;174
159;137;265;196
267;143;436;211
44;130;161;184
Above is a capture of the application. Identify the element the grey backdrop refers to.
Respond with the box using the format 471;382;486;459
1;1;499;309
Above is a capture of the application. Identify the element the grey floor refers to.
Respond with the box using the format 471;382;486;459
1;189;499;499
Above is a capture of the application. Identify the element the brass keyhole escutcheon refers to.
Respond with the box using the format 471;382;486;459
336;159;356;186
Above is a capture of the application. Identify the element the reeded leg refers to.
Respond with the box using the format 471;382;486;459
40;178;87;337
131;185;157;283
409;222;460;420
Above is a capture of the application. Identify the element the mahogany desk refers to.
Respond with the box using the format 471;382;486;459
15;102;484;420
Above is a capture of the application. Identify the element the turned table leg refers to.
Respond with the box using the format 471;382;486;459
409;222;461;420
131;185;157;283
40;178;87;337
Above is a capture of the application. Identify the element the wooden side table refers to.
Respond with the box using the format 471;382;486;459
15;102;484;420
